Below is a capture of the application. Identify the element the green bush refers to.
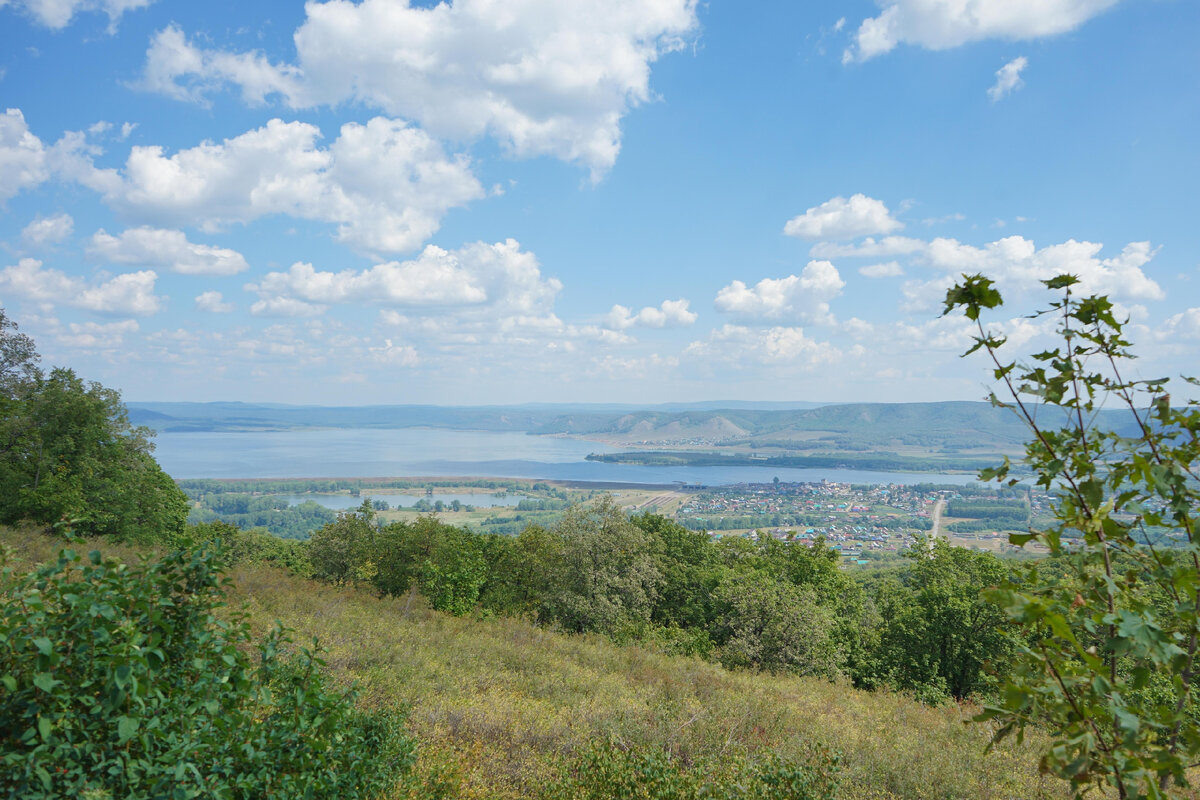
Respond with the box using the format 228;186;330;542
187;520;313;576
0;544;413;799
552;739;841;800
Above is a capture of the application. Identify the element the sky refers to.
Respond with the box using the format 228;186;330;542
1;0;1198;406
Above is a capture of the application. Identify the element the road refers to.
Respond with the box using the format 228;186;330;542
931;498;945;540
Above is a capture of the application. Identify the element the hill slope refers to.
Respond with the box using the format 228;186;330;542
3;526;1066;800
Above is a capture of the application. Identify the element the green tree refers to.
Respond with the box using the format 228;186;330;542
872;538;1012;701
0;312;187;543
543;497;661;637
945;274;1200;798
307;501;378;585
633;512;723;632
0;309;39;397
2;367;187;543
714;571;840;678
479;523;566;619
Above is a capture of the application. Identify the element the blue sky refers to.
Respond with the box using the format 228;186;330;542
1;0;1197;405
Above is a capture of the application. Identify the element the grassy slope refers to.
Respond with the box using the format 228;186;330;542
2;526;1067;800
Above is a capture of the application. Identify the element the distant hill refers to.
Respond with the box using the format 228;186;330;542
125;402;559;433
127;400;1140;459
529;401;1140;453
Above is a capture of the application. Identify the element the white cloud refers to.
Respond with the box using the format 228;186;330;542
139;0;699;179
921;212;966;226
923;236;1164;301
74;271;162;315
588;353;679;379
1157;309;1200;341
137;25;305;106
0;258;164;315
368;338;419;367
89;227;249;276
3;0;153;30
249;296;327;318
684;324;841;367
56;319;139;348
809;236;926;259
842;317;875;338
890;316;978;352
844;0;1119;62
604;298;697;330
988;56;1028;102
896;236;1164;312
0;108;48;202
859;261;903;278
93;117;483;254
195;290;233;313
714;260;845;325
20;212;73;246
248;239;562;319
900;274;957;313
784;194;903;240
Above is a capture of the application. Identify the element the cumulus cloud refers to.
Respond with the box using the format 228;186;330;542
137;25;304;105
0;108;48;202
603;298;697;330
891;314;1050;354
588;353;679;379
859;261;904;278
88;117;482;254
988;56;1028;101
195;290;233;313
924;236;1163;301
896;236;1164;312
3;0;153;30
809;236;925;259
1157;309;1200;341
368;338;419;367
714;260;845;325
139;0;699;178
890;316;978;352
89;227;249;276
247;239;562;322
844;0;1120;62
0;258;164;315
684;324;840;367
56;319;140;348
20;212;73;247
248;297;327;318
784;194;903;240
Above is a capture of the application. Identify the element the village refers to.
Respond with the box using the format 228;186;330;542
672;480;1035;562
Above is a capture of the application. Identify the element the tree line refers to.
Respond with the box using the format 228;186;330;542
300;497;1013;701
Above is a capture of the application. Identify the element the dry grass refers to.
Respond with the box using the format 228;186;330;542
3;525;1071;800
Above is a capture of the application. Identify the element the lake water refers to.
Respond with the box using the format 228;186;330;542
153;428;982;487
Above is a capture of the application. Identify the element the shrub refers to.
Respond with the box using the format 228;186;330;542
551;739;841;800
0;544;413;799
945;273;1200;797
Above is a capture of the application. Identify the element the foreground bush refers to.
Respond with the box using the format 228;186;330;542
552;739;841;800
0;545;413;799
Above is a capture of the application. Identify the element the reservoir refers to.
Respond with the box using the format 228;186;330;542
153;428;982;487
